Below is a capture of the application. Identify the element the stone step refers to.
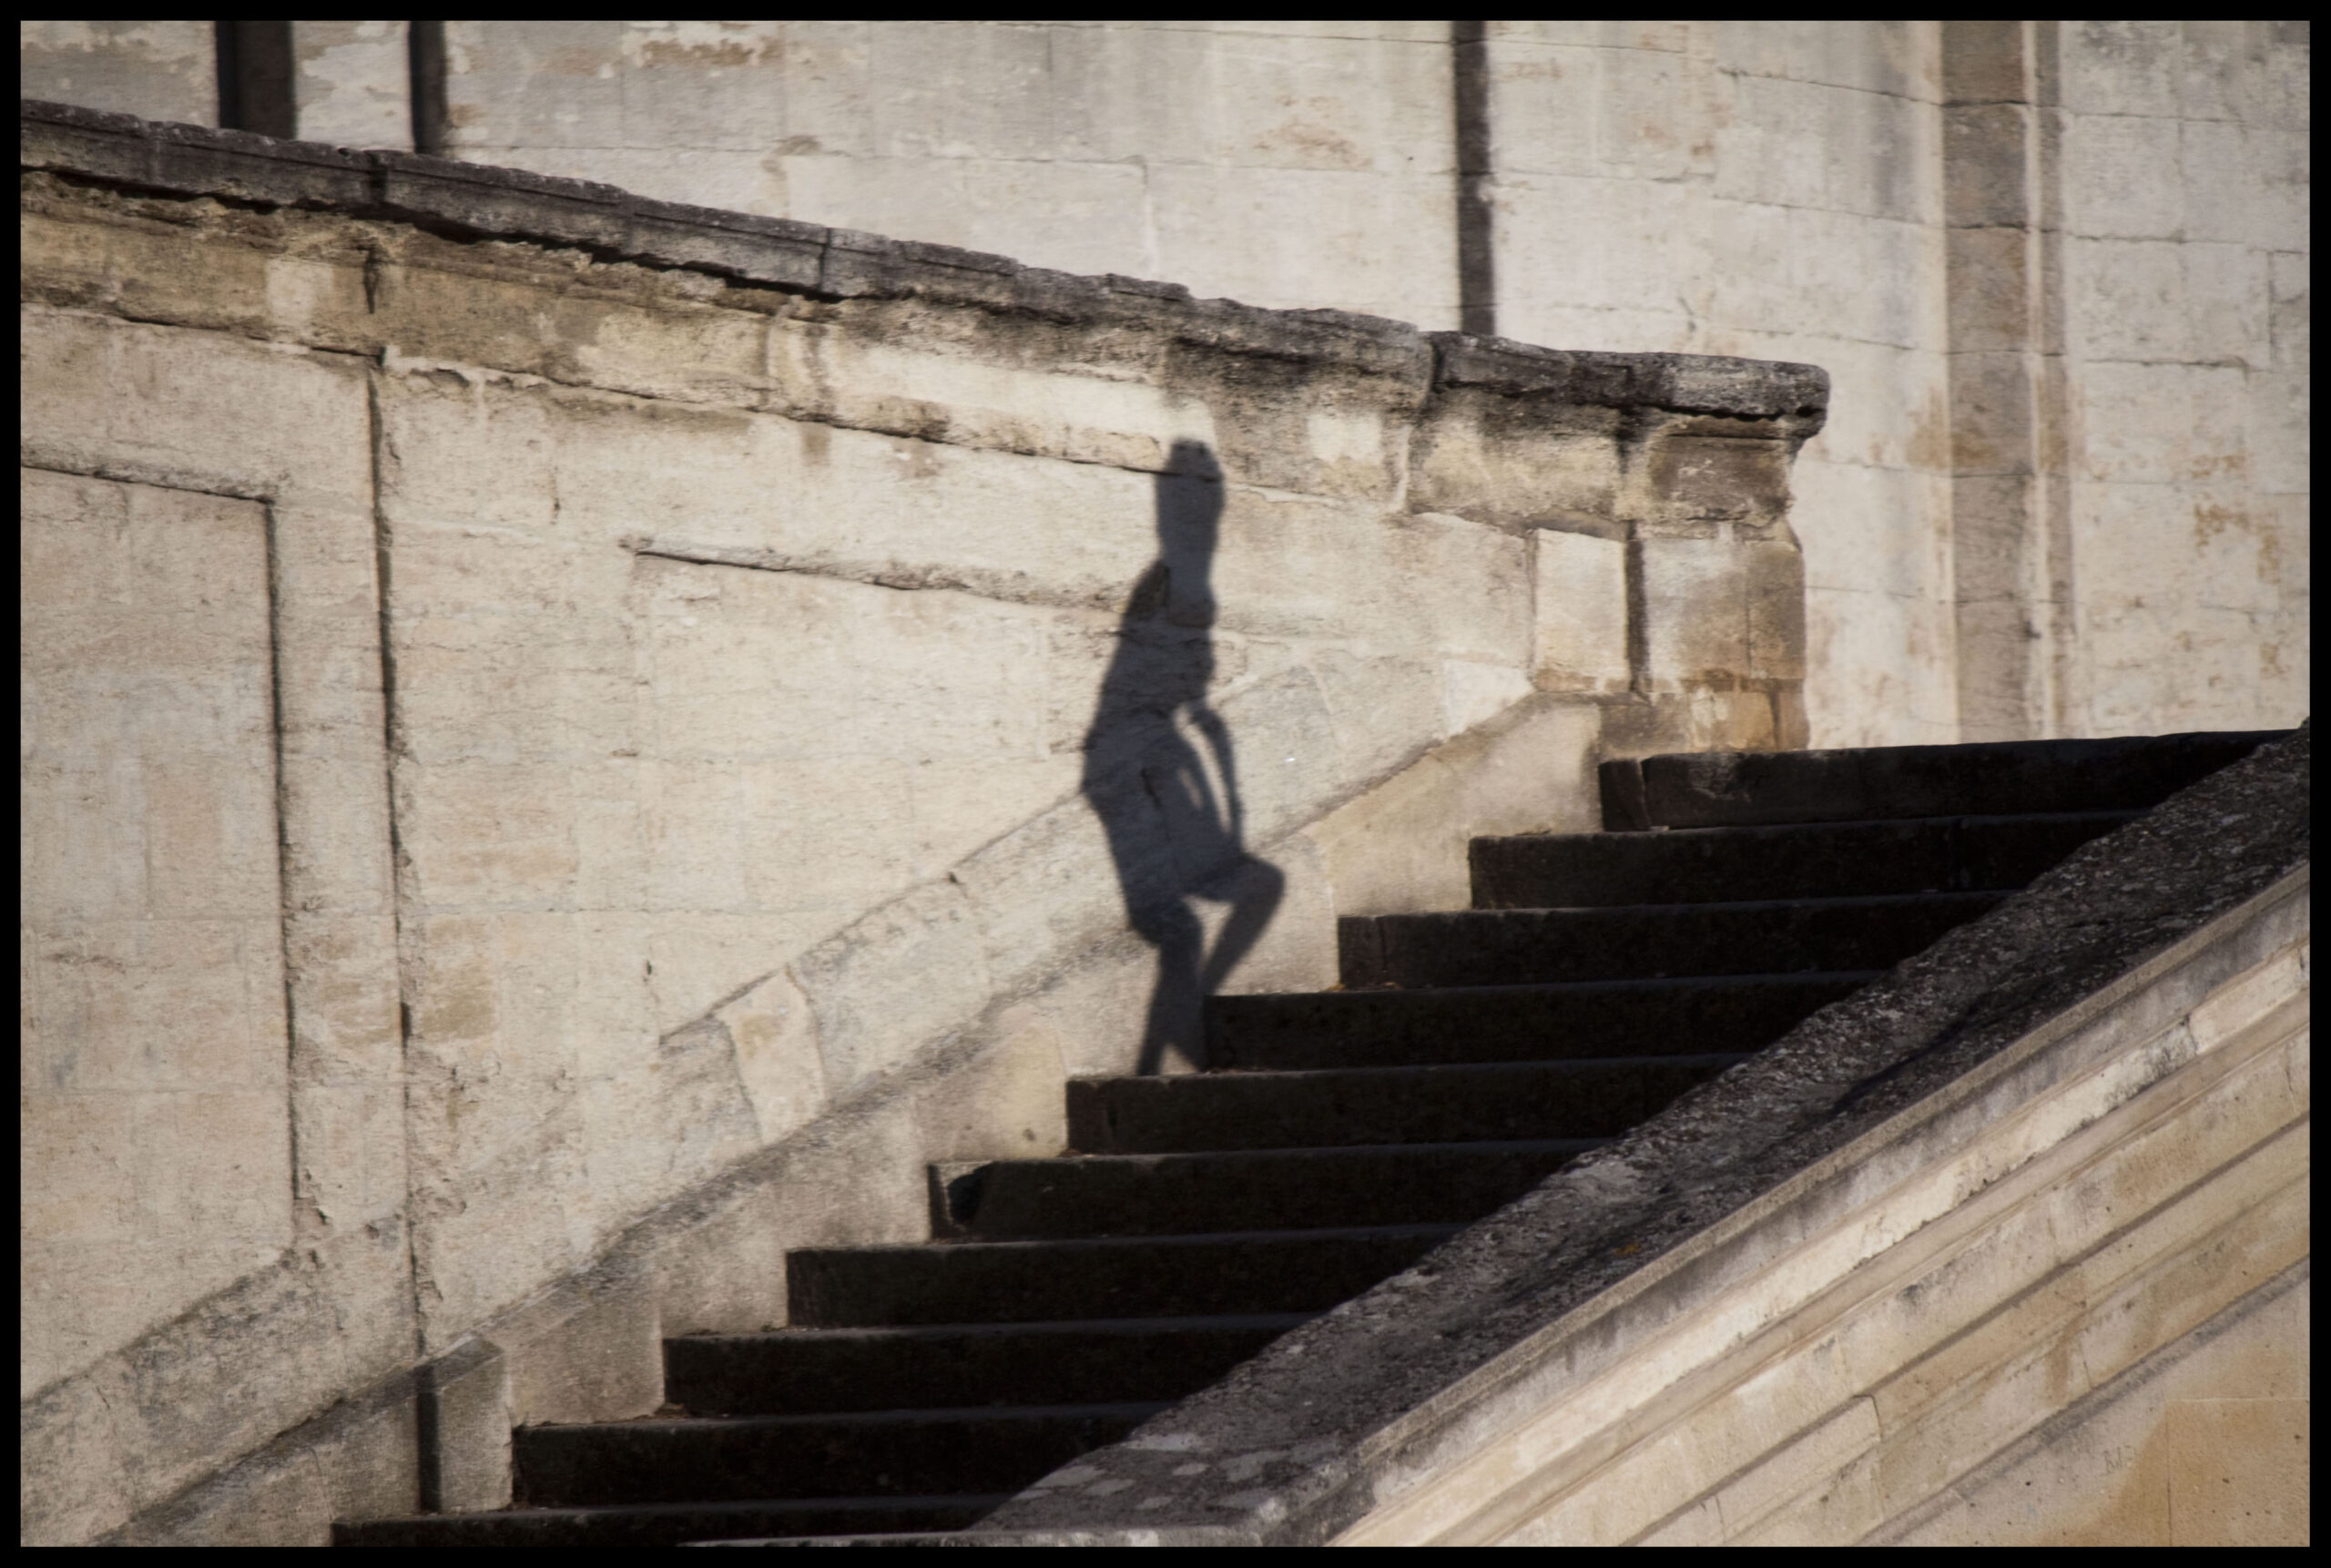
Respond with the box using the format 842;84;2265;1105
1066;1056;1746;1154
1206;972;1874;1072
1471;810;2139;909
332;1495;1007;1548
1599;728;2283;830
666;1315;1312;1416
933;1139;1595;1241
1339;892;2004;990
789;1225;1460;1327
510;1404;1166;1509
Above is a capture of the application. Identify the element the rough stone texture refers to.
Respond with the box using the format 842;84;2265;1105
18;22;217;127
1944;21;2312;748
1879;1265;2309;1545
1483;22;1962;748
2050;22;2311;739
1485;22;2307;752
21;471;292;1398
17;105;1821;1543
290;22;412;151
426;22;1463;330
966;723;2309;1543
17;25;2312;754
418;1339;513;1515
96;1365;423;1547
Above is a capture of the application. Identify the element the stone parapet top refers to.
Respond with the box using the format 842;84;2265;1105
1431;332;1829;422
21;97;1827;420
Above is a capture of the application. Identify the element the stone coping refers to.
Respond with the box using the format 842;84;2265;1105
921;723;2306;1544
19;98;1826;421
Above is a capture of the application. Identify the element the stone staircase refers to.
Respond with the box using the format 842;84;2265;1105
335;730;2278;1547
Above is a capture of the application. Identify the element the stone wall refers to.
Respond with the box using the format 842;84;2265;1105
18;104;1821;1543
18;22;218;126
1480;24;1955;748
2048;24;2309;737
18;23;2311;753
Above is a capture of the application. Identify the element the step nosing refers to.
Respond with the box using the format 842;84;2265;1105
1216;972;1887;1003
523;1401;1176;1434
1076;1054;1753;1087
985;1137;1608;1170
809;1223;1467;1257
1474;807;2146;845
373;1494;1017;1522
1378;890;2014;919
671;1313;1320;1346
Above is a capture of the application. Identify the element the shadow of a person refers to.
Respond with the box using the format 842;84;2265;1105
1082;440;1284;1074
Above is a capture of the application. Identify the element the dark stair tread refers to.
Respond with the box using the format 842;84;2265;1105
667;1314;1314;1415
1470;809;2142;908
514;1403;1169;1507
1340;891;2006;989
1206;972;1877;1071
939;1138;1600;1240
788;1224;1461;1326
1067;1055;1747;1152
1603;728;2285;830
334;1495;1010;1547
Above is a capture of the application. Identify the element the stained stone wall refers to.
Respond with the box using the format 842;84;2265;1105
18;22;2312;751
18;105;1822;1543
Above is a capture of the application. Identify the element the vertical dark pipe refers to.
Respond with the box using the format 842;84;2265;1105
1452;20;1497;339
216;20;296;137
213;20;240;130
408;20;448;156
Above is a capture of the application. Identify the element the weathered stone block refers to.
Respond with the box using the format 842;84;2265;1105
799;880;995;1097
1947;350;2037;474
1713;18;1938;100
107;1375;422;1545
1717;73;1939;228
2079;360;2249;486
1493;37;1702;184
2061;112;2184;241
1410;390;1624;533
1624;425;1799;533
2245;368;2309;495
21;25;219;125
1946;226;2032;354
912;1018;1072;1165
21;470;297;1393
714;971;831;1145
1638;536;1807;690
20;306;374;504
1303;697;1601;917
1708;202;1940;352
419;1339;513;1513
1942;20;2029;105
499;1265;664;1428
1532;528;1631;693
291;21;412;149
1944;103;2033;228
1147;163;1461;324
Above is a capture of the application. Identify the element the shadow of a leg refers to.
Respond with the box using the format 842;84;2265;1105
1132;900;1207;1075
1197;858;1286;1002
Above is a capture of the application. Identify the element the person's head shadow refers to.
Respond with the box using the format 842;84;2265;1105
1082;440;1283;1073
